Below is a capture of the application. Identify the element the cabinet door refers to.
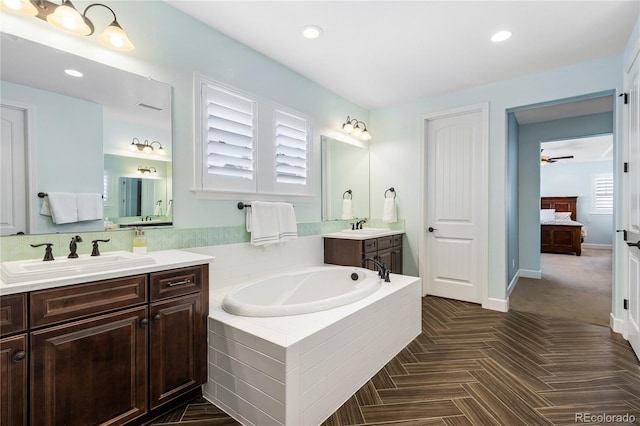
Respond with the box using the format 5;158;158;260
30;307;148;426
150;293;205;409
1;334;27;426
391;245;403;274
377;249;392;272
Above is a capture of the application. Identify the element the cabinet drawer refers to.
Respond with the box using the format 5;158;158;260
392;234;403;247
1;293;27;336
30;275;147;328
377;236;393;250
150;265;204;301
363;239;378;254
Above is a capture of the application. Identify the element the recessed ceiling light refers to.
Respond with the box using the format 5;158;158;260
491;30;512;43
64;69;83;77
302;25;323;39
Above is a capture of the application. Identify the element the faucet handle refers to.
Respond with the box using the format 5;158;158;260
90;239;110;257
31;243;54;261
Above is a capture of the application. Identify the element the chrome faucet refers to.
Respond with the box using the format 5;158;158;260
362;257;390;282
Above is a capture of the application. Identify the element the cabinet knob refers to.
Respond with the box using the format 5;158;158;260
153;314;161;322
140;318;149;327
12;351;26;363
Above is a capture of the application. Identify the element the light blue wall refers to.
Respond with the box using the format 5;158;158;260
0;1;367;230
370;56;622;299
506;113;519;285
518;112;614;272
1;81;104;234
540;160;613;245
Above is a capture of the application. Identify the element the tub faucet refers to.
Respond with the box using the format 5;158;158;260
362;257;390;282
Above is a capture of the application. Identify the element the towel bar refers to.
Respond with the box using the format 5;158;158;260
385;187;396;199
237;202;252;210
343;189;352;199
38;192;103;199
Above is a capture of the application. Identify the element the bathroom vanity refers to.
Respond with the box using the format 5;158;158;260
323;229;404;274
0;250;211;426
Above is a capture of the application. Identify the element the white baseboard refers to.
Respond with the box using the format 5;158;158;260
610;313;624;334
582;243;613;250
519;269;542;279
483;297;508;312
507;270;520;297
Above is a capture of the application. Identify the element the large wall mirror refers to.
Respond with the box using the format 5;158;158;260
0;34;172;235
321;135;370;220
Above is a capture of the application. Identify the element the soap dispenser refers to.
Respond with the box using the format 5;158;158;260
132;227;147;253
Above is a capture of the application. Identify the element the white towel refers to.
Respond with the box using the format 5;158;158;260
154;201;162;216
247;201;281;246
77;193;104;221
166;200;173;217
341;199;354;220
276;202;297;242
44;192;78;224
382;198;397;223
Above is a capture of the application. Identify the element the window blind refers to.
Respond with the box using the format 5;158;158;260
274;110;308;185
205;85;255;180
594;175;613;211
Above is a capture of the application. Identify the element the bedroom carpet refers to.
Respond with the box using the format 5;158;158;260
509;248;612;327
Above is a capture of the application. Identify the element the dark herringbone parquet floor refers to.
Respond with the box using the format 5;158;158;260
151;296;640;426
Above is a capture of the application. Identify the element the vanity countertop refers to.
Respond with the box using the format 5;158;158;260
0;250;214;295
322;229;405;240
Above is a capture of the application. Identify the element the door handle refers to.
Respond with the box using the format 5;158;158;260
627;241;640;249
428;227;437;232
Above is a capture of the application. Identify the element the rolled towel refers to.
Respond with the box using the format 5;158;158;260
341;199;354;220
382;198;397;223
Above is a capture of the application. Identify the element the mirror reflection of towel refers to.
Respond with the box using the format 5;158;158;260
341;199;354;220
42;192;78;224
77;193;103;221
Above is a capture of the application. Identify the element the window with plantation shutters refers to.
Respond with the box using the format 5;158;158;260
275;110;308;187
194;75;312;199
592;174;613;214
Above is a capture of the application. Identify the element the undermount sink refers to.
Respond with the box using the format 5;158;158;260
1;251;156;284
340;228;391;235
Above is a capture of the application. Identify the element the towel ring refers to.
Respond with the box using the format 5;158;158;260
343;190;352;200
385;187;396;199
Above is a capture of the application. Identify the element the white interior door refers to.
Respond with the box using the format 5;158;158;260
624;48;640;360
0;105;28;236
424;106;487;304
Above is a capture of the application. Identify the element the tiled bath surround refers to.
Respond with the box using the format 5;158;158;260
0;219;404;262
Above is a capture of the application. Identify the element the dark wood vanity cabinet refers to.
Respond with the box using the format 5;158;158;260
0;293;28;426
324;234;403;274
1;263;209;426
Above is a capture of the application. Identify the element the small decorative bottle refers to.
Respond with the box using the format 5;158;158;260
132;227;147;253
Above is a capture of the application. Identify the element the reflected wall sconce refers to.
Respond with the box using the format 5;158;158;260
342;116;372;141
136;166;158;176
1;0;135;51
128;137;166;156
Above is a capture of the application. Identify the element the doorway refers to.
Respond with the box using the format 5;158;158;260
507;94;616;327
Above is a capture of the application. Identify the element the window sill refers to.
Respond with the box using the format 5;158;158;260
191;188;315;203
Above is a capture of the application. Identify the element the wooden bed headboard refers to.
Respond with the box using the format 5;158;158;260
541;196;577;221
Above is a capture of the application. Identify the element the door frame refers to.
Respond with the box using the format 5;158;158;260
420;102;490;308
1;102;35;235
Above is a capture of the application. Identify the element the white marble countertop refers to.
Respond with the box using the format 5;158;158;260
322;229;405;240
0;250;214;295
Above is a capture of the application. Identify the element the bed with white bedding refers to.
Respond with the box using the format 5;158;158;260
540;196;585;256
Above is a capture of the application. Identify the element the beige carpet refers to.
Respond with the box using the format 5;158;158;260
509;248;612;327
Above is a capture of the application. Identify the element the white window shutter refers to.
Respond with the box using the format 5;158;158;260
202;83;257;192
274;110;309;192
593;174;613;213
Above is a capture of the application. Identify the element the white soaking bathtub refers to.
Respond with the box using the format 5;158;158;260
206;266;422;426
221;266;380;316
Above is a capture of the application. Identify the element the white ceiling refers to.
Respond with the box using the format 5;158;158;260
165;0;639;110
541;134;613;165
513;96;614;125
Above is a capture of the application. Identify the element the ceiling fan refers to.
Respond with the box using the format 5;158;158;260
540;149;574;166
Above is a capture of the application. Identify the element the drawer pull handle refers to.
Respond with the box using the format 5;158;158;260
153;314;161;322
140;318;149;327
168;279;191;287
12;351;26;363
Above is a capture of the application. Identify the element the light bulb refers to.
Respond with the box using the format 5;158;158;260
343;122;354;133
129;143;138;152
98;21;135;51
352;125;362;137
136;168;143;174
157;146;167;156
143;145;152;154
1;0;38;16
361;130;372;141
46;1;91;35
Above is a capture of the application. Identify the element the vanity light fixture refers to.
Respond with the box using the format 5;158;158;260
1;0;135;51
136;166;158;176
342;116;372;141
128;137;167;156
